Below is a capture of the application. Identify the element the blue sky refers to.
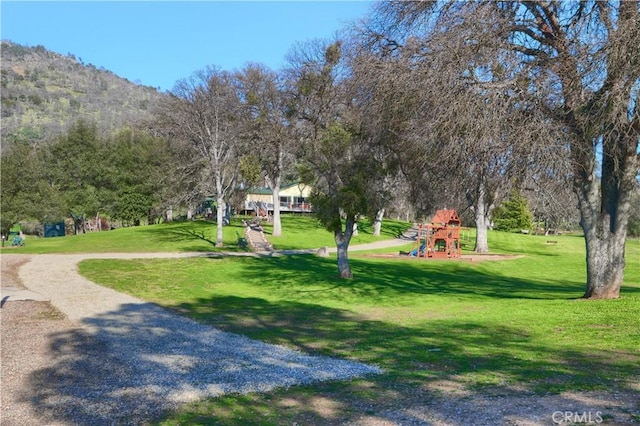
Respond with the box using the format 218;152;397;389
1;1;374;92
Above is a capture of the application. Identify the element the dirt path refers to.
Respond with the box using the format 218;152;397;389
0;253;379;425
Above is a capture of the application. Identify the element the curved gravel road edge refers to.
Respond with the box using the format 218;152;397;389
2;253;381;425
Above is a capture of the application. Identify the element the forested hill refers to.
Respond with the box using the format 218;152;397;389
1;40;167;143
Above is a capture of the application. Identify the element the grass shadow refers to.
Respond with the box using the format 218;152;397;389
230;254;588;300
169;228;217;247
137;220;248;253
20;292;639;425
164;294;640;424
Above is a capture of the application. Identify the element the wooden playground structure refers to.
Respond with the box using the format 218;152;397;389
408;209;463;259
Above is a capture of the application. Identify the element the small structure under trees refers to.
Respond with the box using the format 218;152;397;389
408;209;462;259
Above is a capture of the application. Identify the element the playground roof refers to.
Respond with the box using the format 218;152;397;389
431;209;461;226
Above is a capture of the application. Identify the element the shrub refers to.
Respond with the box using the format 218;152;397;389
493;190;533;232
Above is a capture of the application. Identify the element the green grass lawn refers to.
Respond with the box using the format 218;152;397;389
0;215;410;254
67;217;640;424
0;219;249;254
259;215;411;250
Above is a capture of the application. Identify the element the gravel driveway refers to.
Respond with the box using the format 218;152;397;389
1;253;380;425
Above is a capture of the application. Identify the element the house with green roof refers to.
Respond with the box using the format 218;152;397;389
243;182;312;216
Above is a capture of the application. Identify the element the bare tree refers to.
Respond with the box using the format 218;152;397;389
364;3;552;252
236;63;295;236
368;0;639;298
523;158;580;234
493;1;640;299
157;67;241;246
345;37;430;234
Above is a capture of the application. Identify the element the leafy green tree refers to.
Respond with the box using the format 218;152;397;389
238;153;262;188
49;120;115;220
299;124;371;278
0;140;50;235
1;119;173;235
114;192;153;225
290;40;394;278
493;190;533;232
107;128;172;224
289;41;357;278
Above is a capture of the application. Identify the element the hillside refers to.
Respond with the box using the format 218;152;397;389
1;41;167;142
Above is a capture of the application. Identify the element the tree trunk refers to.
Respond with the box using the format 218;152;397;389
373;208;384;236
474;217;490;253
271;182;282;237
216;196;225;247
555;2;638;297
335;215;355;279
470;181;494;253
574;137;634;299
579;199;626;299
582;230;625;299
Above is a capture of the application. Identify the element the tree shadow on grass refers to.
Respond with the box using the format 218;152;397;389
229;254;590;301
20;247;639;426
19;295;638;425
137;220;248;252
23;250;637;424
240;253;640;300
167;294;640;425
169;228;218;247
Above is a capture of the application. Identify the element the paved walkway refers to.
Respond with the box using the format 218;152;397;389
244;223;273;252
